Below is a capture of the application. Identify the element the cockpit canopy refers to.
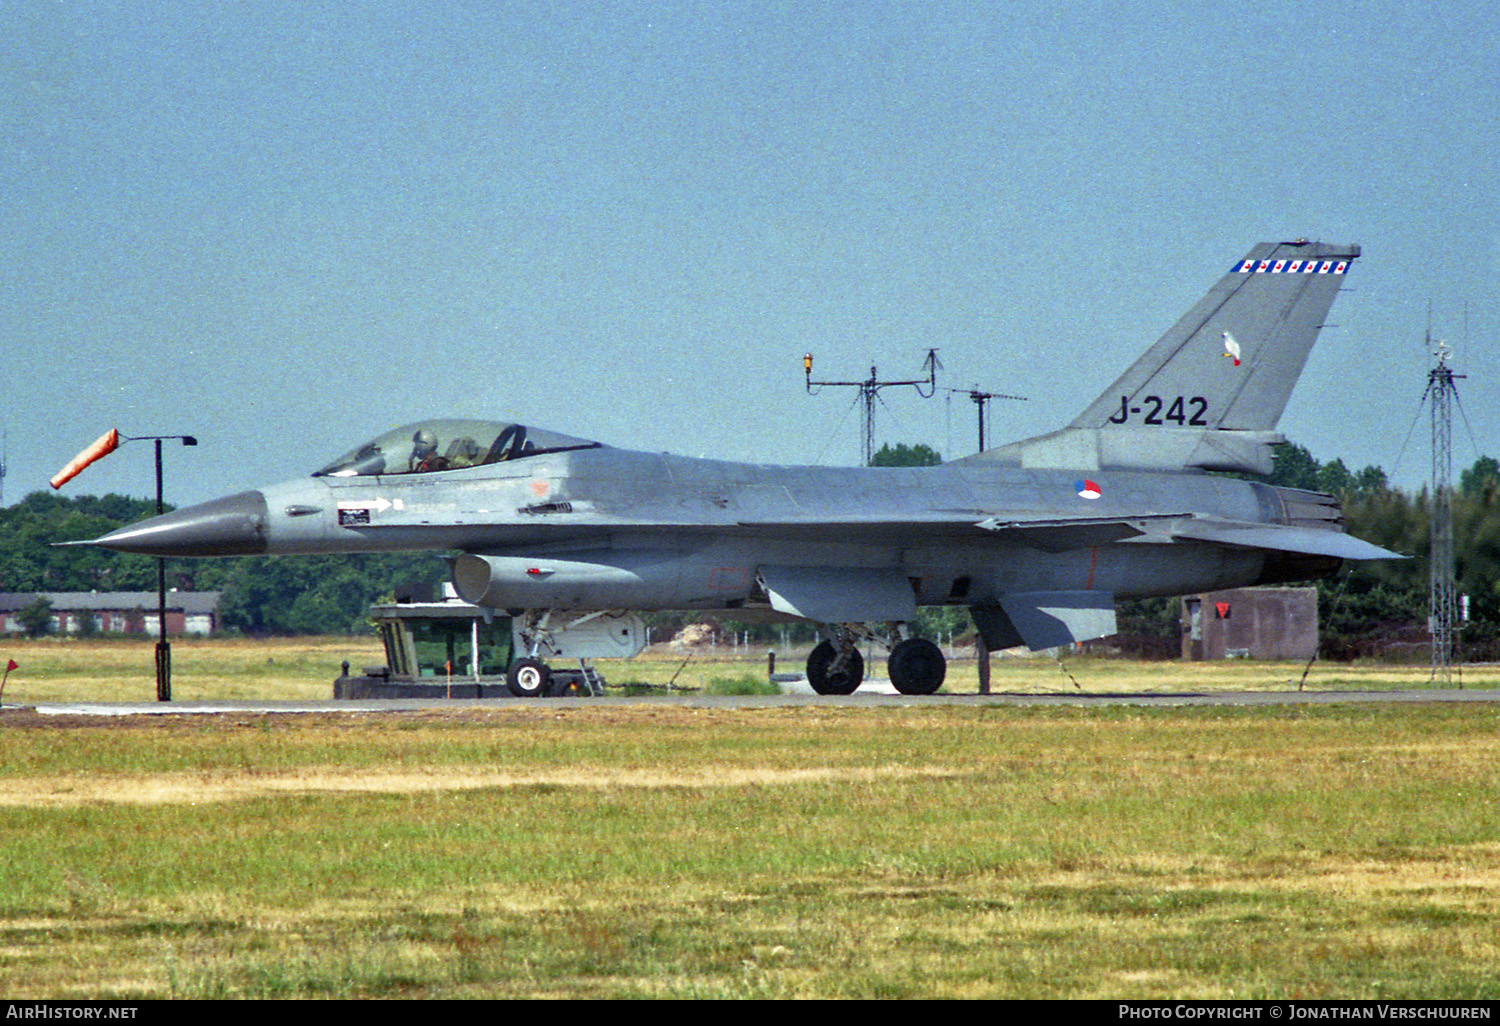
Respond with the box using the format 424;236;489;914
313;419;604;478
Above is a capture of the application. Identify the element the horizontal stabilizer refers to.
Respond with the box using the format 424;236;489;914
1172;520;1404;561
757;565;917;624
971;591;1117;652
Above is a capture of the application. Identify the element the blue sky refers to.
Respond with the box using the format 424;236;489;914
4;1;1497;505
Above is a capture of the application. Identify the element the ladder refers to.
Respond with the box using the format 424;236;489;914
578;660;607;696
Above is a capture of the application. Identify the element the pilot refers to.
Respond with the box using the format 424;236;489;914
409;429;449;473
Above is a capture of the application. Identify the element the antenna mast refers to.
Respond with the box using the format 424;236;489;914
803;349;941;465
945;386;1026;453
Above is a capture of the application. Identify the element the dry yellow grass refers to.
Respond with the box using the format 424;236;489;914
0;762;959;807
1;638;1497;998
2;701;1500;998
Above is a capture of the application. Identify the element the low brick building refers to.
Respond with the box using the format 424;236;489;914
1181;587;1318;661
0;592;222;637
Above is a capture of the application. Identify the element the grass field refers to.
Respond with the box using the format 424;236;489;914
2;635;1496;705
2;638;1499;999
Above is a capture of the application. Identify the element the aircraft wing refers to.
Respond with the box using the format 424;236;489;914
725;511;1187;549
973;514;1170;552
711;511;1404;562
338;507;1181;548
335;503;1402;562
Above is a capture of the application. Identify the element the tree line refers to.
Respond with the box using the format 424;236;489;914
0;491;445;635
1114;445;1500;660
3;442;1497;658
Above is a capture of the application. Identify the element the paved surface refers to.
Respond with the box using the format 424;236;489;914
17;688;1500;716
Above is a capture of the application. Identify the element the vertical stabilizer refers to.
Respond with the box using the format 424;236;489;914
985;240;1358;475
1072;240;1358;432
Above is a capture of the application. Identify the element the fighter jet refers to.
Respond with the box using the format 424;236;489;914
90;239;1398;696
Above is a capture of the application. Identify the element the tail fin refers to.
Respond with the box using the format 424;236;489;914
1072;240;1358;432
987;240;1358;475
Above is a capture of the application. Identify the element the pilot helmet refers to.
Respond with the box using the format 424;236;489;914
411;429;438;458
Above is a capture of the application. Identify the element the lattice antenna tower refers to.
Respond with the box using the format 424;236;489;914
1426;333;1463;684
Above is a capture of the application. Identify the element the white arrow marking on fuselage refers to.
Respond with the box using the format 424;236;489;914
337;498;394;513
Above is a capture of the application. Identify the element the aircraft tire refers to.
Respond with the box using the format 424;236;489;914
506;658;551;698
887;638;946;695
807;641;863;695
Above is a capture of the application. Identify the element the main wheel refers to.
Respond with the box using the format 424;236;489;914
887;638;946;695
506;657;551;698
806;641;864;695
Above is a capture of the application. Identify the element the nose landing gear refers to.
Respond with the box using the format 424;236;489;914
506;656;551;698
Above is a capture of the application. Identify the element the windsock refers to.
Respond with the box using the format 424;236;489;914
1221;331;1242;367
50;428;120;489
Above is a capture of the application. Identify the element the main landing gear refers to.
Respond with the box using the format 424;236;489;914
887;637;946;695
805;625;947;696
806;640;864;695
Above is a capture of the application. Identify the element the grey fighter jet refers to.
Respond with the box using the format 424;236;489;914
91;240;1398;696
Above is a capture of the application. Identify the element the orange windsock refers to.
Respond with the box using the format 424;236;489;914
50;428;120;489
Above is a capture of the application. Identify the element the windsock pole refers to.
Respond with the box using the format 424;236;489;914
49;429;197;702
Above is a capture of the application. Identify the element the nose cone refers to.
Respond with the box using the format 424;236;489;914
93;490;269;556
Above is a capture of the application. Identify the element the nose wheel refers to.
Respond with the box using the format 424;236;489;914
506;657;551;698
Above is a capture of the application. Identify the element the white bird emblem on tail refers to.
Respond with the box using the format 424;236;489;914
1221;331;1242;367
